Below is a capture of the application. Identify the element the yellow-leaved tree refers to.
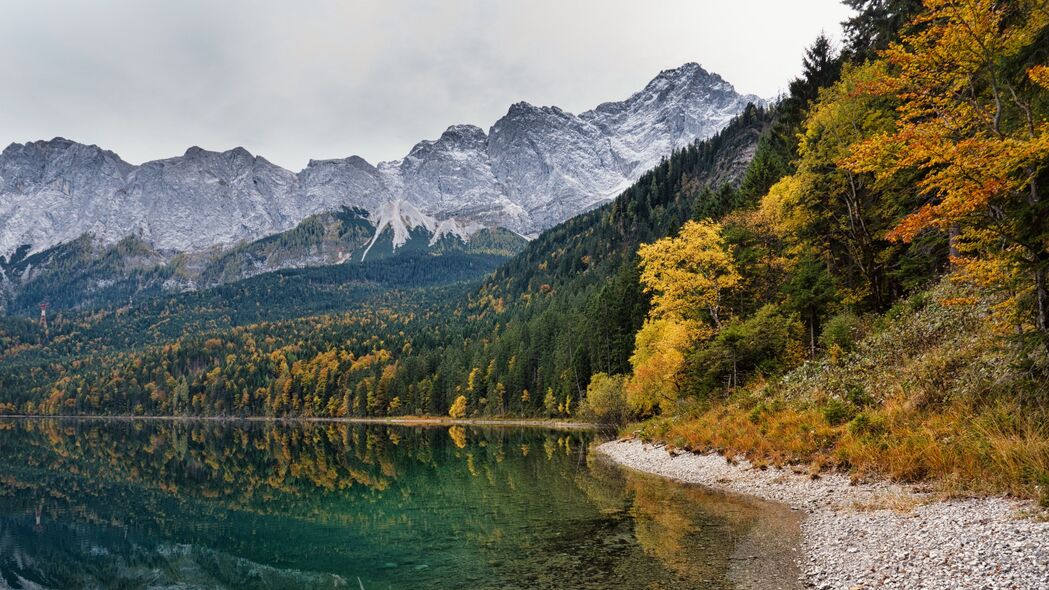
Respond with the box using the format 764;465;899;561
627;220;740;415
847;0;1049;334
626;319;700;416
637;219;741;326
448;395;468;419
584;372;628;424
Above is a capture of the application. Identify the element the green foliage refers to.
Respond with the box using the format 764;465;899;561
685;305;802;395
842;0;924;59
820;312;865;354
584;373;628;424
848;411;886;438
821;398;857;426
783;255;838;351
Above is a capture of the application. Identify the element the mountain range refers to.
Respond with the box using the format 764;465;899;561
0;62;761;311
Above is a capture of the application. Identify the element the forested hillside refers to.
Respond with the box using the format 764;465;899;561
0;206;526;315
0;105;770;417
620;0;1049;499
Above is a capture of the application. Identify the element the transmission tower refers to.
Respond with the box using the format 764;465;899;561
39;302;48;340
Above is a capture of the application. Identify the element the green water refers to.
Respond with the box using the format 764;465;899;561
0;419;801;589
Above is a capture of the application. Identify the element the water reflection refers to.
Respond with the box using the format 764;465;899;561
0;419;800;589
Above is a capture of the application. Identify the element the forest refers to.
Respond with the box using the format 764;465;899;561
0;0;1047;496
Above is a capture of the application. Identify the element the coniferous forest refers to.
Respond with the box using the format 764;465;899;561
2;0;1048;498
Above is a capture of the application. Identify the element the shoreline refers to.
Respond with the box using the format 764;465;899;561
598;439;1049;589
0;414;597;430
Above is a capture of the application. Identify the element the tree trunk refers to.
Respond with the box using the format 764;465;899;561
1036;263;1049;334
810;311;817;356
731;354;738;389
948;224;961;261
1027;165;1046;335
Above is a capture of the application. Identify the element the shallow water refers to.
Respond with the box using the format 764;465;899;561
0;419;801;589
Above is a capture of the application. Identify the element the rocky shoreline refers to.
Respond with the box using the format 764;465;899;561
598;439;1049;589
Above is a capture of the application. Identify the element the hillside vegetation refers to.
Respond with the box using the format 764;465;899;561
0;106;772;418
639;278;1049;499
612;0;1049;500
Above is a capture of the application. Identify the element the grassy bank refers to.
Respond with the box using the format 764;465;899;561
634;281;1049;502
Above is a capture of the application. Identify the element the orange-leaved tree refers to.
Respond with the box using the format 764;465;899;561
847;0;1049;334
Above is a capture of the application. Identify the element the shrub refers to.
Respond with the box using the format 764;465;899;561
844;383;873;408
822;398;856;426
585;373;628;424
848;412;885;437
820;311;865;354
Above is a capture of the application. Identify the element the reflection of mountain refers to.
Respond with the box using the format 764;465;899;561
0;518;347;590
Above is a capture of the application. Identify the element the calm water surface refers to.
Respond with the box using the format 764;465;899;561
0;419;801;589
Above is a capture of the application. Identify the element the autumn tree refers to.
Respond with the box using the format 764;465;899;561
628;220;741;415
584;372;628;424
626;319;697;416
637;220;741;328
543;387;558;417
448;395;468;419
847;0;1049;335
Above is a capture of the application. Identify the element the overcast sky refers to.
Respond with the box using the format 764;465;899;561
0;0;853;170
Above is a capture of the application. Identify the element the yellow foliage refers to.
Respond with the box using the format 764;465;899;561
466;367;482;393
637;219;739;327
447;425;467;449
448;395;468;419
626;318;700;416
753;174;808;240
847;0;1048;241
584;372;627;423
543;388;558;416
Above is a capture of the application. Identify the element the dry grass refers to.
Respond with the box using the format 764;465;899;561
642;398;1049;501
849;490;928;513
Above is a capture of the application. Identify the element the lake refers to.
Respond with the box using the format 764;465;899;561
0;419;801;589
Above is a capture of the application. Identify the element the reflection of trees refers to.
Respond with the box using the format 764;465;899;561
0;420;597;549
0;517;348;590
448;425;467;448
0;420;593;516
578;452;798;589
0;420;800;589
0;419;612;586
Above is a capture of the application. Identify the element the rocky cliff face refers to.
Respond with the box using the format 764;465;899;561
0;138;134;255
0;63;761;258
124;147;301;252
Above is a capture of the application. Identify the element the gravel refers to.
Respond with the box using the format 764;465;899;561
598;439;1049;589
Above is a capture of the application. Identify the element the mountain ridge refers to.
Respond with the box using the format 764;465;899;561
0;62;762;258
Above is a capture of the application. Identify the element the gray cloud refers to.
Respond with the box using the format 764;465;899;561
0;0;852;169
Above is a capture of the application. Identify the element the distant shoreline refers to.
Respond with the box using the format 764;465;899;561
0;414;598;430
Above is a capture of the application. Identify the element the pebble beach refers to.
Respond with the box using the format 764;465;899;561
598;439;1049;589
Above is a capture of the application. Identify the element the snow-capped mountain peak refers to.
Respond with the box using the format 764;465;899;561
0;62;762;259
